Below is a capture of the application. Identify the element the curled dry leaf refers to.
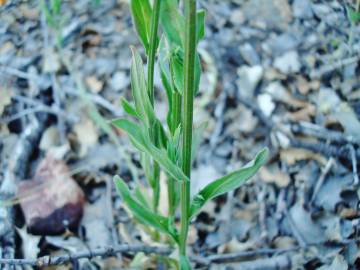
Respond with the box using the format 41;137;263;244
280;148;327;165
74;118;98;158
18;155;85;235
259;164;290;187
85;76;104;93
0;87;12;116
16;226;41;259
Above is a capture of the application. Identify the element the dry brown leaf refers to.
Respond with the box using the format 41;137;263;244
218;238;256;254
43;48;61;73
266;81;308;108
85;76;104;93
0;87;12;116
273;236;296;249
280;148;327;165
286;104;316;121
73;118;98;157
259;165;290;187
296;76;320;95
18;155;85;235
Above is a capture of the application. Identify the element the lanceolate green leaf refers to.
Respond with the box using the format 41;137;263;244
170;50;184;93
160;0;184;47
130;47;156;126
114;176;178;241
130;0;152;52
196;10;206;43
190;148;269;218
347;6;360;24
194;53;202;95
120;97;139;118
112;119;189;182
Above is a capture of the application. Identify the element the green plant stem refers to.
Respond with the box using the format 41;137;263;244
168;91;182;218
147;0;161;105
180;0;197;258
147;0;161;213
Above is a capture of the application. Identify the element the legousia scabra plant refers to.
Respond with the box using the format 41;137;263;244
111;0;269;268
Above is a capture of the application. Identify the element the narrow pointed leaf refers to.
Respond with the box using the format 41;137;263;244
170;50;184;94
194;53;201;95
114;176;178;241
190;148;269;218
121;97;139;118
130;47;156;125
112;119;189;182
160;0;184;47
196;10;206;43
130;0;152;52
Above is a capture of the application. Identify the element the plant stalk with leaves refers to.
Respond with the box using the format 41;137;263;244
112;0;269;268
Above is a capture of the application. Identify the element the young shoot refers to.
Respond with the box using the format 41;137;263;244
112;0;269;268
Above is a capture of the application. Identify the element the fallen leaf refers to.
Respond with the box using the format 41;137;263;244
73;118;98;158
280;148;327;165
43;48;61;73
285;104;316;121
85;76;104;93
266;81;307;108
16;227;41;259
332;102;360;141
317;255;348;270
288;202;326;244
259;164;290;187
18;155;85;235
0;87;12;116
39;126;60;151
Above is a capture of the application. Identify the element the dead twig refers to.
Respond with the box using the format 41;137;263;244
348;144;359;186
310;54;360;79
291;121;360;145
0;244;171;267
0;117;45;270
238;95;360;161
310;158;335;204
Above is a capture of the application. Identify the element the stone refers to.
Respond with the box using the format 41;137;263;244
266;33;300;56
273;51;301;74
236;65;264;98
243;0;292;30
293;0;313;19
239;43;260;65
110;71;130;92
257;93;275;117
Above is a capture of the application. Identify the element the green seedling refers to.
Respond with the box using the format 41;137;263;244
112;0;269;268
347;0;360;46
40;0;66;47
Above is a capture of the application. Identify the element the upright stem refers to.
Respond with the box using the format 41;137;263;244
147;0;161;105
147;0;161;213
180;0;197;258
168;91;182;218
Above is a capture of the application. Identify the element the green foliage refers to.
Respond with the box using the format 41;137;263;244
130;0;153;52
40;0;65;47
190;148;269;218
130;47;156;126
111;119;188;182
347;6;360;24
112;0;269;268
114;176;178;242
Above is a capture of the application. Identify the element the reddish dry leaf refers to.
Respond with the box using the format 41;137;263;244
18;155;85;235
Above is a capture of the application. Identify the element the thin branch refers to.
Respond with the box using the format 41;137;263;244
0;245;171;267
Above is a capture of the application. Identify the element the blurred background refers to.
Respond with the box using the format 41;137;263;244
0;0;360;269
